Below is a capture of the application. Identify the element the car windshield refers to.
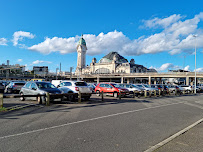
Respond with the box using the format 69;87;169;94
75;82;87;86
131;84;140;88
144;84;150;88
111;84;121;88
36;82;56;89
14;83;25;85
136;85;143;88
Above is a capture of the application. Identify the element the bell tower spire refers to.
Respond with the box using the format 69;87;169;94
76;35;87;75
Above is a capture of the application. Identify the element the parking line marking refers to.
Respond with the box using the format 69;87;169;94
184;102;203;110
144;118;203;152
0;102;184;140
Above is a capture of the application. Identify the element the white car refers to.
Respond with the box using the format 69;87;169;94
58;81;92;100
179;85;194;92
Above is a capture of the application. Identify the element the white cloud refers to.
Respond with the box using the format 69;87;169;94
17;59;23;62
184;65;190;71
142;14;182;29
0;38;8;45
28;12;203;56
150;63;180;72
32;60;52;65
196;68;203;72
13;31;35;46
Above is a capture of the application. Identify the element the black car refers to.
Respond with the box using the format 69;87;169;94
4;81;26;93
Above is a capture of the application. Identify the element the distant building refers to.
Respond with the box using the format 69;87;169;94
75;36;157;75
33;66;48;76
0;60;25;75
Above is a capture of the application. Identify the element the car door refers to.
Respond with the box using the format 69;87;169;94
28;83;38;99
105;84;114;93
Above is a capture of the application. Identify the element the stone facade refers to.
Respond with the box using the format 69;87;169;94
75;37;157;75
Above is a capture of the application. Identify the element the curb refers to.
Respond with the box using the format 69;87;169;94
144;118;203;152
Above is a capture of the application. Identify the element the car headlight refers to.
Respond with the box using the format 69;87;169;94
39;91;45;95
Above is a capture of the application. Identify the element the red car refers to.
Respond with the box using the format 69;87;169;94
95;82;129;97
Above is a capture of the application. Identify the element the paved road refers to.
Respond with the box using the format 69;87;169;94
0;94;203;152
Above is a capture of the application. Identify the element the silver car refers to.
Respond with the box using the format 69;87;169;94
19;81;61;103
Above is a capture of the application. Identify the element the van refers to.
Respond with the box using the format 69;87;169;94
51;80;63;87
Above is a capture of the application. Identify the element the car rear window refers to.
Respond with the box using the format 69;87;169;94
75;82;87;86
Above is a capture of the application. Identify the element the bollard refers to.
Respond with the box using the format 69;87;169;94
168;90;170;96
175;89;177;96
119;90;121;100
46;92;50;106
144;90;147;98
154;90;156;96
101;91;104;101
78;91;82;103
183;90;185;95
133;91;135;98
159;89;161;96
149;91;151;97
0;93;3;108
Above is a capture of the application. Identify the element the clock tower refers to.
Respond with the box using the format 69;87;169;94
75;35;87;75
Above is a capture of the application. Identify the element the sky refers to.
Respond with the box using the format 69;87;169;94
0;0;203;73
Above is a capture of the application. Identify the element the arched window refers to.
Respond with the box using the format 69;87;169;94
95;68;110;74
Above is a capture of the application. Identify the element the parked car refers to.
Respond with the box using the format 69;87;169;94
4;81;26;93
192;85;201;92
87;83;97;93
150;84;163;90
19;81;61;103
0;80;9;87
179;85;194;92
51;80;63;87
119;83;144;96
30;79;45;82
95;82;129;97
134;84;157;91
0;82;5;93
167;85;177;93
57;81;92;101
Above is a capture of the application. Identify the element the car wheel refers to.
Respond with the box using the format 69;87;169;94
96;90;100;96
67;92;75;101
8;89;12;94
84;96;90;101
37;96;43;104
113;92;118;98
20;93;25;101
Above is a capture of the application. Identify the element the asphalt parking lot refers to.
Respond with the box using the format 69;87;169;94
0;93;203;152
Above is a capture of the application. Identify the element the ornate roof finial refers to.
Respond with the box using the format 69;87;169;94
82;33;83;38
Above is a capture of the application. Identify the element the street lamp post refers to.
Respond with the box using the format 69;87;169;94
193;35;197;94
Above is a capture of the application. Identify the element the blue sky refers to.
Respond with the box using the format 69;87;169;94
0;0;203;72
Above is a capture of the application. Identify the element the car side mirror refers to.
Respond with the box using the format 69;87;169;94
32;87;37;90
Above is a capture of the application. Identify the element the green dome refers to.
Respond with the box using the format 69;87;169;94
78;37;86;46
